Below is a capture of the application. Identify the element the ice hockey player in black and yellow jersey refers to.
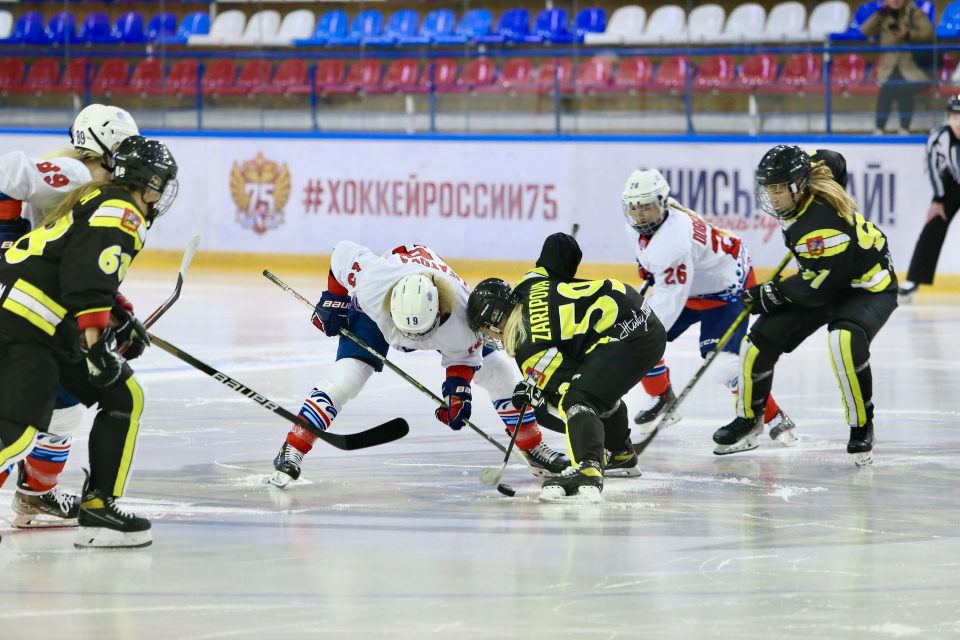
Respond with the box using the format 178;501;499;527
467;233;666;502
712;145;896;466
0;136;178;548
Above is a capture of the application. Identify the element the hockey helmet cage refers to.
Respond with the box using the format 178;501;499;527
755;144;811;219
622;169;671;235
467;278;518;334
111;136;179;222
947;94;960;113
70;104;139;166
390;273;442;341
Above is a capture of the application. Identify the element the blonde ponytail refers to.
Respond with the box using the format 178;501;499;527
41;180;113;226
502;304;526;357
809;164;858;225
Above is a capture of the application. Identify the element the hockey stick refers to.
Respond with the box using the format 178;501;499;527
144;235;201;330
262;269;510;456
633;251;794;455
479;384;535;486
147;332;409;451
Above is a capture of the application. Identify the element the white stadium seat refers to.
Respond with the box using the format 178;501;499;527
0;10;13;40
218;10;281;46
188;10;246;46
764;2;808;41
685;4;726;43
259;9;315;46
633;5;686;44
584;5;645;45
713;3;767;43
805;1;851;41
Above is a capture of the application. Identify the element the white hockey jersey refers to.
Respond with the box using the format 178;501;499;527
0;151;92;221
329;241;483;370
631;201;752;331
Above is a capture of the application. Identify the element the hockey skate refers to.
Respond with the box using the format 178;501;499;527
539;460;603;503
269;443;304;488
848;424;874;467
518;442;570;477
713;416;763;455
897;282;917;304
633;385;680;435
767;409;799;447
604;447;642;477
74;474;151;549
12;461;80;528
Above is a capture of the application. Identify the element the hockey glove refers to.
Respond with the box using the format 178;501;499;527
435;377;472;431
512;380;545;410
112;293;150;360
743;281;787;314
311;291;351;337
84;326;124;388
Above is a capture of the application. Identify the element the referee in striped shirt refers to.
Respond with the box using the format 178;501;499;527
899;95;960;300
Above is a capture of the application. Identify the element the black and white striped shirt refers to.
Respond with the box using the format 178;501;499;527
926;125;960;201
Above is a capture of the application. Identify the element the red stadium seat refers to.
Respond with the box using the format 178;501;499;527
115;59;164;96
263;59;310;96
535;58;574;94
325;59;382;95
575;57;613;92
481;58;534;93
314;60;347;94
368;58;420;94
91;58;130;96
164;60;200;96
650;56;690;92
694;55;735;91
416;58;459;94
51;59;91;94
765;53;822;94
220;60;273;96
611;56;653;93
201;60;238;96
455;58;497;92
0;57;26;95
732;54;778;92
830;53;868;94
10;58;60;95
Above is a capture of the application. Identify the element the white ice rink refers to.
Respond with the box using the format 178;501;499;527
2;269;959;640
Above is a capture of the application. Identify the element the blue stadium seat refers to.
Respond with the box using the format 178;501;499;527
156;12;209;45
829;1;881;41
326;10;383;47
113;12;148;44
0;11;48;44
574;7;607;42
79;12;115;44
433;9;492;45
146;12;177;42
916;0;936;26
474;9;530;44
364;9;418;46
47;12;80;45
294;9;348;46
523;8;572;43
937;0;960;39
399;9;456;45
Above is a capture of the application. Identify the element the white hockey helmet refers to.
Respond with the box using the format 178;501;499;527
622;169;671;235
390;274;441;341
70;104;140;165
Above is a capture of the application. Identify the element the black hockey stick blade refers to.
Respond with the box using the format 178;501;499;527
148;332;409;451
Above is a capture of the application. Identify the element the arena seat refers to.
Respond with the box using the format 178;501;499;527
584;5;644;45
325;59;383;95
259;10;314;47
327;10;384;47
51;59;91;95
0;57;25;95
114;59;164;96
474;9;530;44
163;59;200;96
218;10;280;47
0;10;12;41
220;59;273;95
90;59;130;97
79;13;114;44
574;8;607;42
651;56;691;91
479;57;534;92
314;59;347;93
694;54;736;90
364;9;419;46
611;56;654;92
633;5;685;45
47;12;79;45
156;12;210;45
524;8;573;44
188;10;245;46
937;1;960;39
294;10;348;47
113;12;147;44
685;4;725;43
713;3;766;43
263;59;310;95
731;53;779;91
399;9;456;46
1;12;48;45
368;58;421;93
201;60;238;96
829;1;879;42
421;58;460;92
146;13;178;43
764;53;822;93
455;58;497;91
764;2;807;41
807;1;852;41
433;9;492;45
535;58;574;93
10;58;59;95
574;56;614;92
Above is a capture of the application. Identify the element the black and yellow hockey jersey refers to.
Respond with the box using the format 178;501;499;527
0;185;147;343
511;233;660;404
778;196;896;306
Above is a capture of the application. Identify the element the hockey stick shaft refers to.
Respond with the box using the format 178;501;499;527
147;332;408;451
634;251;794;454
263;269;509;455
144;235;201;330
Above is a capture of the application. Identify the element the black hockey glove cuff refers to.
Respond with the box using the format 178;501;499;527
743;281;787;314
84;326;124;388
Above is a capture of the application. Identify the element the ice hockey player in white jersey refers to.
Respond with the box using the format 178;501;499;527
0;104;140;526
269;241;570;487
624;169;797;453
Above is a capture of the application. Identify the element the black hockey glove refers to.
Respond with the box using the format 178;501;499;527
84;326;124;388
112;293;150;360
743;281;786;314
512;380;545;410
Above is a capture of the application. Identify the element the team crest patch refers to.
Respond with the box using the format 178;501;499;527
637;236;649;251
121;208;141;233
805;236;825;257
525;368;546;386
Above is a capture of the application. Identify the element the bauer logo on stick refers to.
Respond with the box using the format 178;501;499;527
230;152;290;235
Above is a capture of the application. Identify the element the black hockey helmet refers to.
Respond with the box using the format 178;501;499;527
947;94;960;113
467;278;519;334
755;144;811;219
111;135;179;223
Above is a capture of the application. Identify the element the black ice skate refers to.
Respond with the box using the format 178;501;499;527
74;473;151;549
766;409;799;447
518;441;570;477
604;447;642;477
538;460;604;503
848;424;874;467
270;442;304;488
713;416;763;455
13;461;80;528
633;385;680;435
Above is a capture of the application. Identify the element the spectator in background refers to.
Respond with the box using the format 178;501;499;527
862;0;934;135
